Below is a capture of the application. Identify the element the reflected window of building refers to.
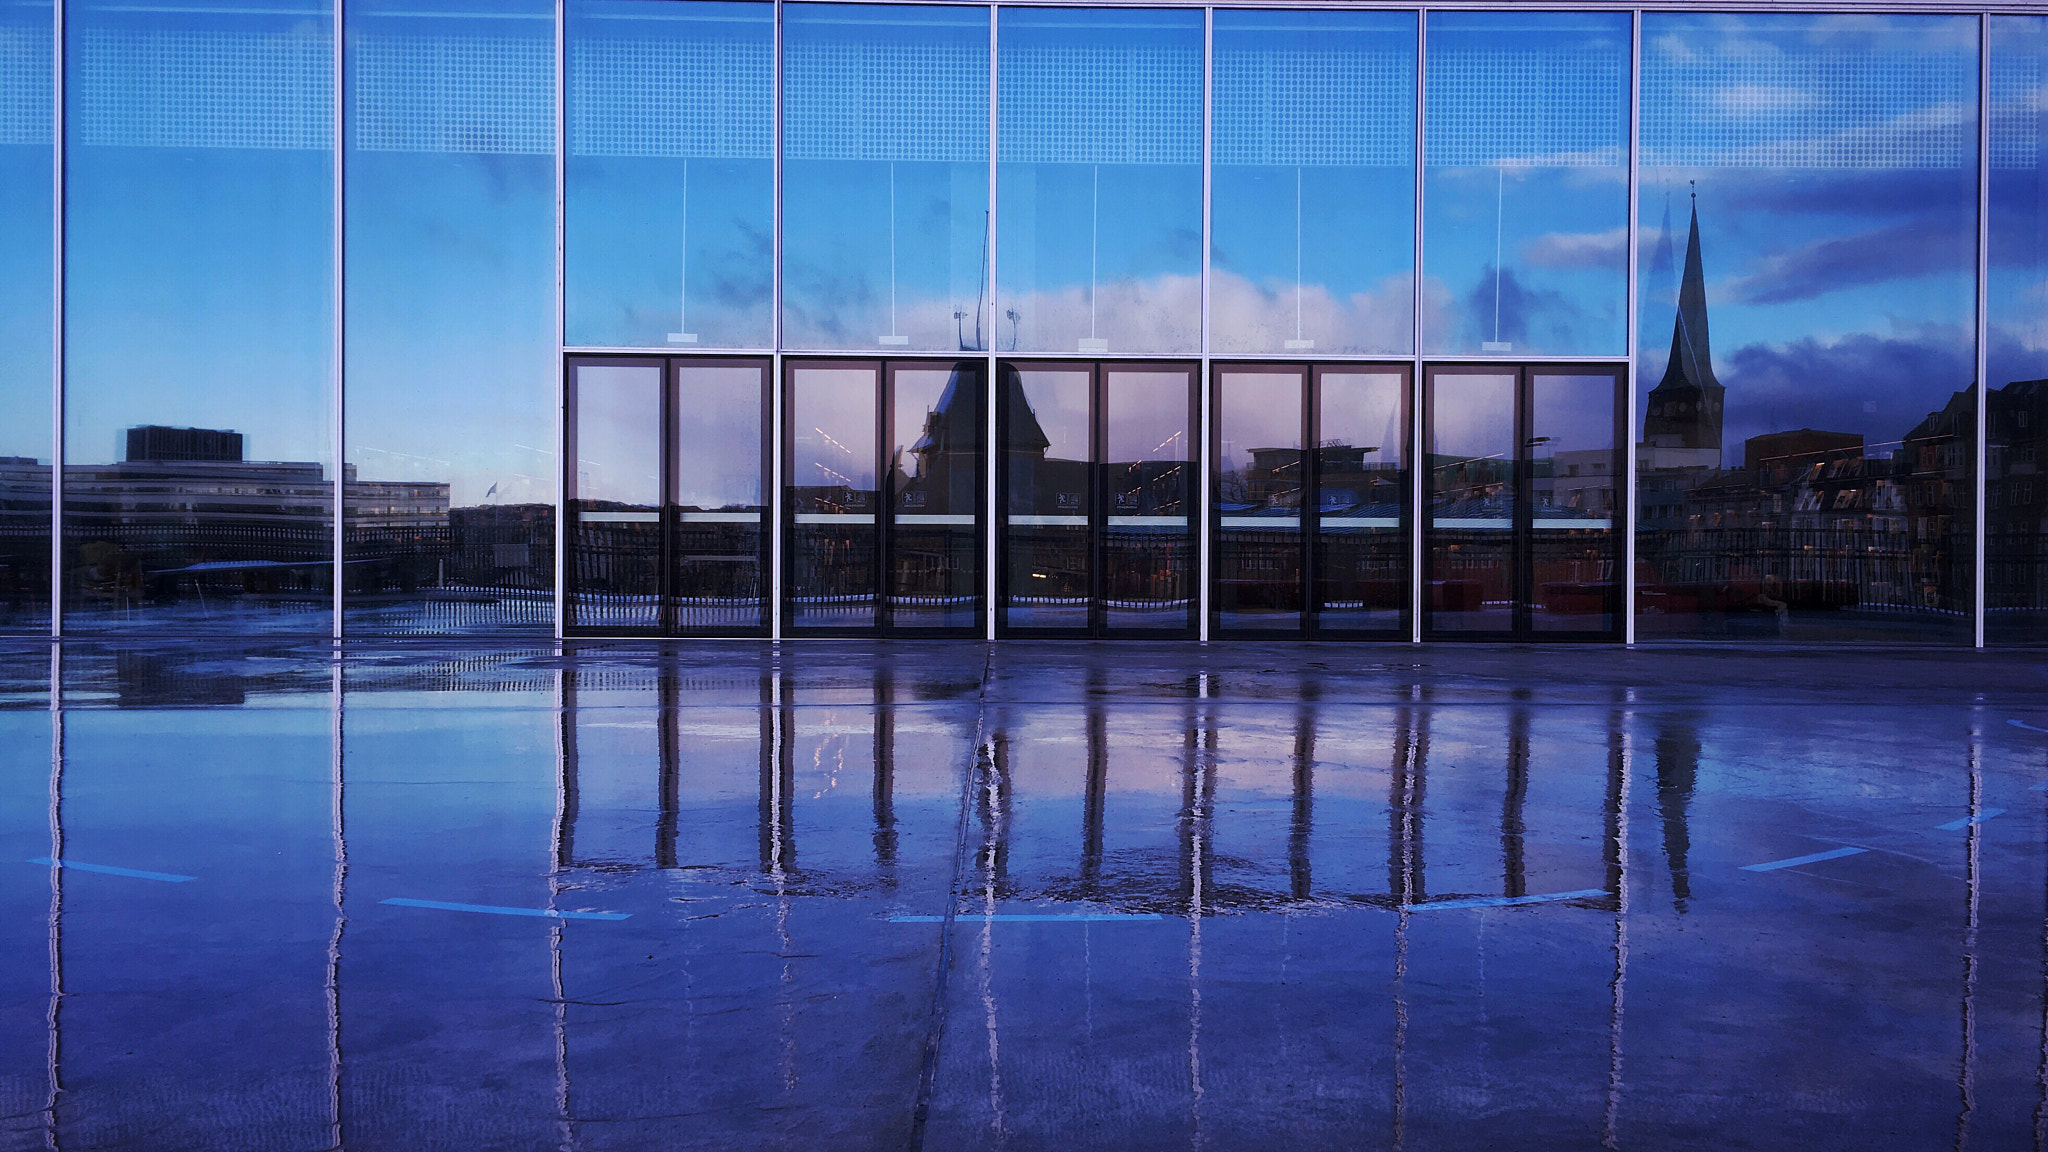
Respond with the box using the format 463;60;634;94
782;4;989;354
566;360;663;632
64;0;335;633
343;0;556;636
565;0;772;350
1988;17;2048;643
1635;14;1978;643
995;8;1201;356
1211;11;1414;356
1422;12;1628;357
0;0;52;633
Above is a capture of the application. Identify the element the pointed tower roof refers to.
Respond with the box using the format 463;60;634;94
1658;195;1719;394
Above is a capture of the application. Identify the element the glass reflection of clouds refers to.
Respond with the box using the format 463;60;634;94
0;0;51;632
1635;14;1978;643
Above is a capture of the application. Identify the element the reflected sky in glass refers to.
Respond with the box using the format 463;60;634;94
782;4;988;353
1990;17;2048;389
1423;12;1628;356
571;365;660;508
0;0;51;631
997;8;1201;356
65;0;334;470
1211;11;1414;356
673;363;763;511
565;0;772;350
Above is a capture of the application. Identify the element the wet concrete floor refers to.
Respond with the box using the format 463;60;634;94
0;639;2045;1150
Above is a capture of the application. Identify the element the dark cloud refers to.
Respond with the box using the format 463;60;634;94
1721;327;1973;448
1986;323;2048;391
1723;220;1974;305
1462;265;1577;350
1701;168;1977;221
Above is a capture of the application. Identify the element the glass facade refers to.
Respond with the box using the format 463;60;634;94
1635;14;1979;643
2;2;2041;645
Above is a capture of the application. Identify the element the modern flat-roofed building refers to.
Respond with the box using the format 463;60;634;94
0;0;2043;643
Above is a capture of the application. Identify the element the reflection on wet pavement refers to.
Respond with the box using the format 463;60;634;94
1;641;2046;1150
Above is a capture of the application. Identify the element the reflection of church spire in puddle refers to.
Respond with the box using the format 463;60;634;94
668;159;696;345
1643;187;1725;460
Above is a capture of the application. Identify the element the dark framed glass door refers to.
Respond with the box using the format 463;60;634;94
1423;364;1623;640
783;358;985;636
565;356;770;636
1212;362;1412;637
999;360;1198;638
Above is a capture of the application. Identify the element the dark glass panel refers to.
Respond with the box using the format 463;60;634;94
1423;13;1629;356
1102;367;1194;632
567;363;661;630
65;0;334;633
564;0;772;349
1211;10;1415;355
1529;371;1618;634
1987;17;2048;643
996;8;1201;355
343;0;555;636
0;0;51;632
889;364;981;630
1636;14;1977;642
1215;366;1305;631
1315;368;1408;633
1427;370;1515;633
782;5;989;353
672;361;766;633
788;363;879;629
1001;364;1091;630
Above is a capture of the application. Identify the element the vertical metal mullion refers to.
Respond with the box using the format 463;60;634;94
1410;9;1426;644
1198;7;1212;644
878;363;890;633
770;0;785;642
1975;12;1990;648
49;0;62;638
331;0;345;640
553;0;566;640
985;4;998;642
1623;10;1641;647
1303;367;1317;637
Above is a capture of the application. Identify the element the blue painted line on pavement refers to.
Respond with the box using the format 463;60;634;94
2009;718;2048;734
891;913;1164;923
1402;888;1607;911
1741;846;1868;872
381;897;630;921
1935;809;2006;831
28;857;195;883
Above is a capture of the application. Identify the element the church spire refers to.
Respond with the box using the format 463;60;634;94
1644;189;1725;453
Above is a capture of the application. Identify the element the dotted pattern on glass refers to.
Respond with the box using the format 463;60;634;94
1425;49;1626;169
1990;54;2041;171
1643;50;1977;170
72;27;333;150
0;23;51;146
353;33;553;155
784;40;986;164
1212;45;1412;167
569;36;771;160
998;42;1201;165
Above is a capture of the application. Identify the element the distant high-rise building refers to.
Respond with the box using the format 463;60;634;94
1643;196;1725;455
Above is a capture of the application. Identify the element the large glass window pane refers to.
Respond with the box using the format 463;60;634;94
567;362;661;630
787;363;879;630
1000;364;1091;630
1102;366;1194;631
673;360;767;633
1636;15;1978;643
997;9;1200;356
64;0;334;633
1988;17;2048;643
0;0;51;632
888;363;982;630
1211;11;1414;356
1314;367;1408;633
1529;371;1618;634
783;5;988;353
1423;13;1627;356
1215;365;1305;631
1426;369;1515;633
344;0;555;636
565;0;771;350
